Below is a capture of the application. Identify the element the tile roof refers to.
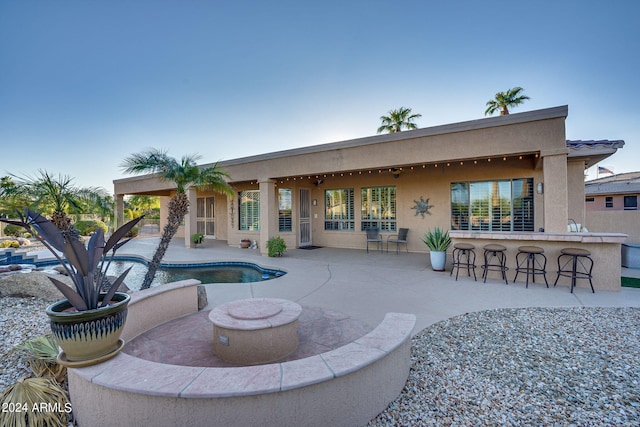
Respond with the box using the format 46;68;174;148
585;171;640;195
567;140;625;149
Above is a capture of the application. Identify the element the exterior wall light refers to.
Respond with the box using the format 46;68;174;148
537;182;544;194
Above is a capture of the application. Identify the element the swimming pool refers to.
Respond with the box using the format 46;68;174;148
106;259;286;290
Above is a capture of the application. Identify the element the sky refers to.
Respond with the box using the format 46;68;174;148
1;1;638;193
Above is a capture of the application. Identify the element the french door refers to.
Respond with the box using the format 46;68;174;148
196;197;215;237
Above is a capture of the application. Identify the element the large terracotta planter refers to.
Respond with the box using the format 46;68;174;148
46;292;130;366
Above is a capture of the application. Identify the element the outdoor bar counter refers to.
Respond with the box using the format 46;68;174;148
450;231;628;292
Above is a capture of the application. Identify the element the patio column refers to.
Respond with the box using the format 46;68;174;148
185;186;198;248
115;194;125;231
259;179;277;256
542;149;570;232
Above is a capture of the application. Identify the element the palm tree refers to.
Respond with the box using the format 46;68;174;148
11;170;111;232
121;149;234;289
484;87;530;116
377;107;422;133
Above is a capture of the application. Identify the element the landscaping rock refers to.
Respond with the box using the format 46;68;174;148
0;271;74;303
197;285;208;310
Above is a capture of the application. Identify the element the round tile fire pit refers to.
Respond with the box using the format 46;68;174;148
209;298;302;365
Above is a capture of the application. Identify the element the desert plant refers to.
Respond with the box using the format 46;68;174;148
74;219;108;236
0;209;143;311
191;233;204;245
422;227;452;252
0;239;20;248
14;334;67;384
0;377;71;427
266;236;287;257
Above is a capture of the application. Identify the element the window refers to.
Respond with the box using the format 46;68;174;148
239;190;260;231
324;189;354;230
624;195;638;210
451;178;534;231
361;186;396;231
605;196;613;208
585;197;595;202
278;189;292;231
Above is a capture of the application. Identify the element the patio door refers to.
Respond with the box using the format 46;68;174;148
299;188;312;247
196;197;215;237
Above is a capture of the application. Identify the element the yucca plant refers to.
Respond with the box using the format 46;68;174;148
14;335;66;384
422;227;452;252
0;377;70;427
0;209;143;311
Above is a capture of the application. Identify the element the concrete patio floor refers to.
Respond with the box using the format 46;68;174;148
116;236;640;335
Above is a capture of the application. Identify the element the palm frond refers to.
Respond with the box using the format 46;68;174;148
0;377;70;427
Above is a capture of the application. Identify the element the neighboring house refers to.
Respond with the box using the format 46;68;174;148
113;105;624;255
585;172;640;242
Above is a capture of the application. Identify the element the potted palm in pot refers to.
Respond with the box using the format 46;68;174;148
422;227;451;271
1;209;143;366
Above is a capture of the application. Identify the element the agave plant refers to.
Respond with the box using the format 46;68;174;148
1;209;143;311
422;227;452;252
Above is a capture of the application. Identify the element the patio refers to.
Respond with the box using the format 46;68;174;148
116;236;640;334
18;235;640;425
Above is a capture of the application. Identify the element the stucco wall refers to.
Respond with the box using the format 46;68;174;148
586;210;639;243
227;161;544;251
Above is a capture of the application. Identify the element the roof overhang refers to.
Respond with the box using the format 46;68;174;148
567;140;625;168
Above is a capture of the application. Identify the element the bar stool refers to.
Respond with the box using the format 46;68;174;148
481;244;509;284
513;246;548;288
450;243;477;281
554;248;595;293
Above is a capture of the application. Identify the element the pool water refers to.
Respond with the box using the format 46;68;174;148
106;260;283;290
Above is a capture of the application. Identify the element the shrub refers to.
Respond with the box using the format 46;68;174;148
0;240;20;248
125;226;139;238
74;219;108;236
266;236;287;257
3;223;22;237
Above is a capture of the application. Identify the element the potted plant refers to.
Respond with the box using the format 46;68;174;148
266;236;286;257
191;233;204;246
422;227;452;271
240;238;251;249
1;209;143;366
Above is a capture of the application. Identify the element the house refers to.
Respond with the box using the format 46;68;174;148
585;171;640;242
113;105;627;290
114;105;622;250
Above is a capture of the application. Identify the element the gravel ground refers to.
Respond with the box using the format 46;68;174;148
2;291;640;426
0;296;51;389
369;306;640;426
